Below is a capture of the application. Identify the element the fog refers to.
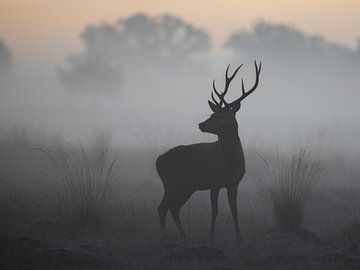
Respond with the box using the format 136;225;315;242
1;14;359;201
1;13;360;268
0;14;359;155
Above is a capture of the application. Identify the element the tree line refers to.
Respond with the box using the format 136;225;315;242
1;13;359;95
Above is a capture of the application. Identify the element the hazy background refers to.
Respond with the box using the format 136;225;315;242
0;0;359;158
1;2;360;261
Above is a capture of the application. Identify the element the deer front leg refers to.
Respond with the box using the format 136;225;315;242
170;206;187;241
158;192;169;240
169;189;193;242
227;186;242;242
209;188;220;242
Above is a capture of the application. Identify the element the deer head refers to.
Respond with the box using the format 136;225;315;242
199;61;261;135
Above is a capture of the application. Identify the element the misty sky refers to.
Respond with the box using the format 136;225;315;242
0;1;359;157
1;0;360;65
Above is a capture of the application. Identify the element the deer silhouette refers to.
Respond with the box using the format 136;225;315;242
156;61;261;242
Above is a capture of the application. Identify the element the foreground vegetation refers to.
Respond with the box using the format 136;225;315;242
0;129;360;269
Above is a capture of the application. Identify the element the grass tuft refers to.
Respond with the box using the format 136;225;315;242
36;142;115;231
260;149;322;232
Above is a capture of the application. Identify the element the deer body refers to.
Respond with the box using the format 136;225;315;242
156;62;261;242
157;138;245;191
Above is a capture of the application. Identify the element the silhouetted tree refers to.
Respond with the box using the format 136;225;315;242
0;38;12;78
225;20;359;91
226;20;355;66
58;13;211;94
82;14;211;72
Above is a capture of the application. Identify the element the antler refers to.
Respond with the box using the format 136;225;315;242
212;64;243;106
228;61;261;107
209;61;261;112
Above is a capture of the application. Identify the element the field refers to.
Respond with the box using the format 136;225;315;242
0;127;360;269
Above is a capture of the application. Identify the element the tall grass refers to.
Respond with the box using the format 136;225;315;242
260;149;322;232
37;142;115;231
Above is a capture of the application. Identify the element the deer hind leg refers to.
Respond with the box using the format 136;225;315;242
227;186;242;242
169;189;193;241
209;188;220;242
158;192;169;238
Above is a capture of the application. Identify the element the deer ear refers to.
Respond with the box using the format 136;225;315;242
208;101;220;112
230;100;241;112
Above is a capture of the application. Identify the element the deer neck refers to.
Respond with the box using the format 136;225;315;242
217;129;244;168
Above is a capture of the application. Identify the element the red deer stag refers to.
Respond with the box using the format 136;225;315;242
156;61;261;242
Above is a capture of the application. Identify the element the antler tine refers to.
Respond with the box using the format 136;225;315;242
212;80;225;105
211;92;219;105
241;79;245;96
213;64;243;106
226;64;243;84
232;61;261;104
212;80;222;98
223;64;243;98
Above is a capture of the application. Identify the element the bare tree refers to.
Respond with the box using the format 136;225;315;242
58;13;211;94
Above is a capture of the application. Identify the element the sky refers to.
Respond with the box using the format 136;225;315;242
0;0;360;66
0;0;359;154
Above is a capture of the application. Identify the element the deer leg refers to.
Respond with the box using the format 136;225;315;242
209;188;219;242
227;186;242;242
169;190;192;241
170;207;187;240
158;192;169;238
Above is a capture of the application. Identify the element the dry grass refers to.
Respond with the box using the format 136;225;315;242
36;142;115;231
260;149;322;232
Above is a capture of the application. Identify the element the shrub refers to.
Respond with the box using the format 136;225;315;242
260;149;322;232
36;142;115;231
